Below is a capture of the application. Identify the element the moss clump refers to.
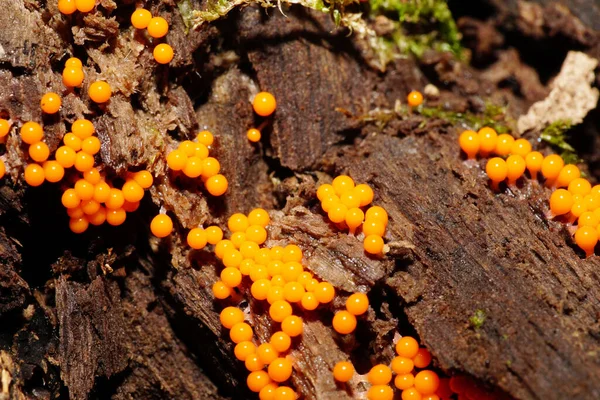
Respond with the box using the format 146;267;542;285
539;120;581;164
417;103;510;133
469;309;486;330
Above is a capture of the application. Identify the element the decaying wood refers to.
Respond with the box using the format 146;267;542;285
1;1;600;400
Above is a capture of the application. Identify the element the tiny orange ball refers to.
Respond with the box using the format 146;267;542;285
364;235;384;254
151;214;173;238
267;286;285;305
413;348;432;369
391;356;414;375
63;133;82;151
314;282;335;303
43;161;64;183
245;354;265;372
247;128;261;143
153;43;174;65
62;189;81;209
477;127;497;154
368;364;392;385
65;57;82;69
74;151;94;172
256;343;279;365
346;293;369;315
133;170;153;189
541;154;565;181
147;16;169;38
29;141;50;163
234;341;256;362
75;0;95;12
328;203;348;224
41;93;61;114
270;331;291;353
556;164;581;188
273;386;295;400
401;387;422;400
63;67;84;88
205;226;223;244
82;168;101;184
87;207;107;226
58;0;77;15
395;373;415;390
365;206;388;225
69;217;89;234
396;336;419;358
505;154;526;185
269;300;292;323
317;184;335;202
222;266;243;286
549;189;573;216
253;92;277;117
281;315;303;337
55;146;76;168
340;191;361;209
251;279;271;300
88;81;112;103
131;8;152;29
283;282;305;303
494;134;514;157
333;361;354;383
332;310;357;334
167;149;188;171
485;157;508;184
247;370;271;393
81;137;101;155
248;208;270;227
354;183;374;207
367;385;394;400
24;163;45;187
246;225;268;244
81;199;100;215
196;130;214;146
268;357;293;383
458;130;480;160
510;138;531;157
20;122;43;145
575;225;598;257
300;292;319;311
122;180;145;203
220;306;244;329
187;228;208;249
106;208;127;226
75;179;95;200
230;322;253;343
363;218;386;237
205;174;228;196
568;178;592;196
414;370;440;395
407;90;423;107
212;281;231;299
201;157;220;179
525;151;544;179
0;119;10;138
332;175;355;196
105;187;126;209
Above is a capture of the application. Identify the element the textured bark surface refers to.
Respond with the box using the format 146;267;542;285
1;1;600;400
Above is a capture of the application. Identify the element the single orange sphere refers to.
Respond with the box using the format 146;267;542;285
367;385;394;400
154;44;174;64
477;127;497;154
131;8;152;29
363;218;386;237
81;199;100;215
345;208;364;231
332;175;355;196
396;336;419;358
259;381;279;399
196;130;214;146
234;341;256;362
333;361;354;383
556;164;581;188
205;174;228;196
364;235;385;254
132;170;153;189
91;182;110;204
267;286;285;305
247;370;271;393
83;168;101;184
346;293;369;315
328;203;348;223
230;322;253;343
568;178;591;196
29;141;50;162
407;91;423;107
365;206;388;225
282;244;302;263
248;208;270;227
20;122;43;145
314;282;335;303
413;348;432;368
354;183;374;207
205;226;223;244
122;180;145;202
69;217;89;234
58;0;77;14
584;193;600;212
458;130;480;159
283;282;305;303
75;179;95;200
187;228;208;249
485;157;508;185
74;151;94;172
368;364;392;385
75;0;95;12
166;149;187;171
220;306;244;329
62;189;81;209
391;356;414;375
541;154;565;181
273;386;295;400
106;208;126;226
24;164;45;187
253;92;277;117
147;16;169;38
505;154;526;185
246;225;268;244
575;226;598;257
41;93;61;114
221;267;242;288
247;128;261;143
395;373;415;390
494;134;514;157
194;143;209;159
270;331;291;353
525;151;544;179
87;207;107;226
63;67;84;87
578;212;599;228
151;214;173;238
401;387;422;400
300;292;319;311
269;300;292;323
55;146;76;168
549;189;573;216
256;343;279;365
332;310;357;334
281;315;303;337
414;370;440;395
228;213;249;233
65;57;82;69
340;191;361;209
0;119;10;138
81;137;101;155
268;357;293;383
510;138;531;157
201;157;220;179
317;184;335;202
43;161;65;183
212;281;231;299
88;81;111;103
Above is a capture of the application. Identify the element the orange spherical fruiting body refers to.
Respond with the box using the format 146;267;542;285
332;175;355;195
81;137;101;155
131;8;152;29
270;331;291;353
228;213;249;233
247;128;261;143
510;138;531;157
413;348;432;369
584;193;600;212
64;133;82;150
494;134;514;157
354;183;374;207
415;370;440;395
221;267;242;287
122;180;145;202
246;225;268;244
458;130;480;160
541;154;564;182
333;361;354;383
300;292;319;310
346;293;369;315
75;0;95;12
212;281;231;299
215;240;235;259
43;161;65;183
579;211;600;229
391;356;414;375
69;217;89;233
87;207;107;226
251;279;271;300
283;282;305;303
63;67;84;87
0;119;10;138
91;181;109;203
268;357;293;383
81;199;100;215
55;146;76;168
88;81;112;103
485;157;507;189
396;336;419;358
367;385;394;400
253;92;277;117
317;184;335;201
166;149;187;171
83;168;101;184
395;373;415;390
247;370;271;393
21;122;43;145
58;0;77;14
154;44;174;64
549;189;573;216
187;228;208;249
332;310;357;334
65;57;82;69
368;364;392;385
196;130;214;146
205;174;228;196
477;127;497;155
407;91;423;107
74;151;94;172
401;387;422;400
151;214;173;238
365;206;388;225
273;387;295;400
259;382;278;400
340;191;361;209
204;226;223;244
505;154;526;185
269;300;292;323
525;151;544;180
267;286;285;304
364;235;385;254
75;179;95;200
220;306;244;329
345;208;364;231
62;189;81;209
234;341;256;361
248;208;270;227
230;322;253;343
281;315;303;337
133;170;153;189
41;92;61;114
106;208;126;226
256;343;279;365
245;354;265;372
328;203;348;223
556;164;581;188
147;17;169;38
201;157;220;179
282;244;302;263
314;282;335;303
24;164;45;186
29;142;50;162
321;194;340;213
568;178;591;196
575;226;598;257
363;219;386;237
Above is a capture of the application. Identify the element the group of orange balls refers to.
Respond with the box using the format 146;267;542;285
317;177;389;255
459;127;600;257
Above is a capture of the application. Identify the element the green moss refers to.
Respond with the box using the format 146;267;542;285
177;0;195;32
469;309;486;330
540;120;581;164
417;103;510;133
